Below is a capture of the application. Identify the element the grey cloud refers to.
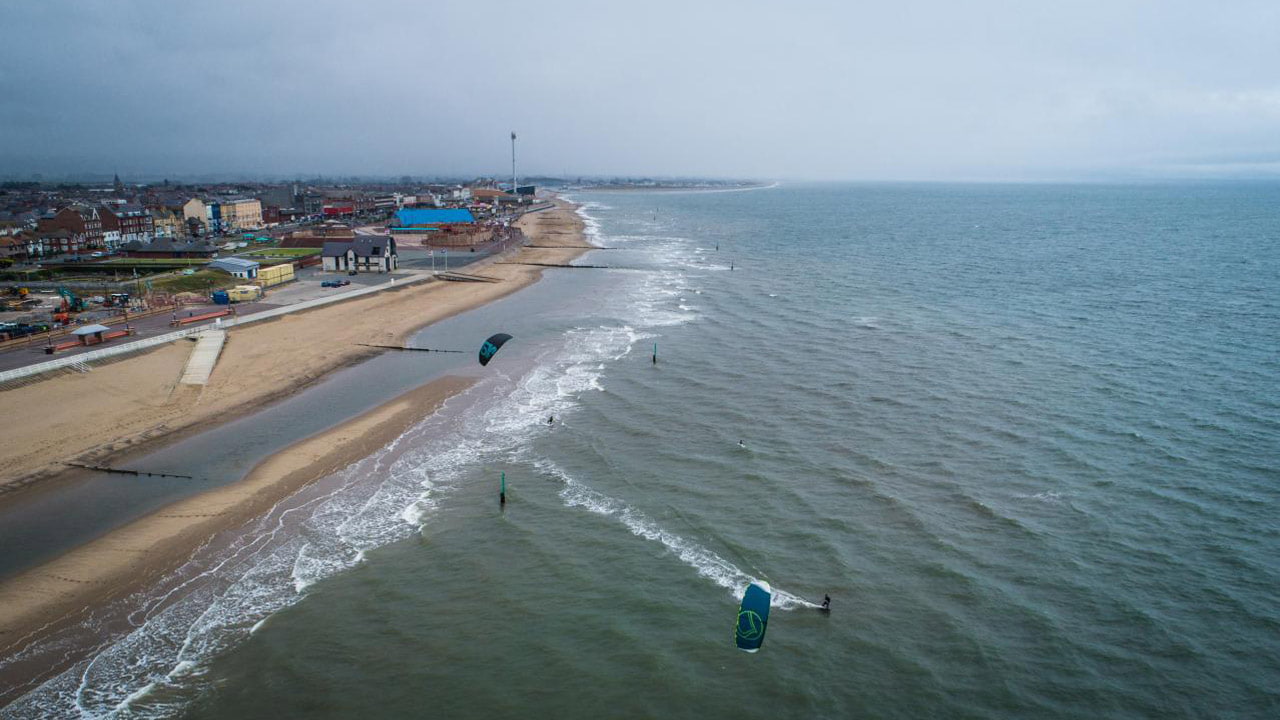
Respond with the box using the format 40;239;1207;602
2;0;1279;180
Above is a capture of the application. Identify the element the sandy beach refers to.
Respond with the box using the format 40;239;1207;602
0;199;588;694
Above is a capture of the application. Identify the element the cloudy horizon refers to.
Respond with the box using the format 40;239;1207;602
3;0;1279;182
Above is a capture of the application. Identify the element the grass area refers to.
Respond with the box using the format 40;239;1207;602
149;270;240;294
240;247;320;258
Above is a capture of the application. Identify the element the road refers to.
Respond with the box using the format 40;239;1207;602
0;248;496;375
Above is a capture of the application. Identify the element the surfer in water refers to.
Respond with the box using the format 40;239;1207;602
738;440;746;448
820;594;831;612
548;415;555;425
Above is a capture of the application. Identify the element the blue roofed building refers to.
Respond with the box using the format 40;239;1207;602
395;208;475;227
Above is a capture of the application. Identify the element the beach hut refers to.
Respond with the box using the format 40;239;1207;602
71;323;110;346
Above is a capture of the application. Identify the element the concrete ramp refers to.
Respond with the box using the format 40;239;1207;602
180;329;227;385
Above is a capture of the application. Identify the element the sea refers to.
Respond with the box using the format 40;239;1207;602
4;182;1278;718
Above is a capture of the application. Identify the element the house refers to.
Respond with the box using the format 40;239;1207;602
37;229;82;257
208;257;260;279
321;236;397;273
100;204;154;246
37;206;104;249
148;206;185;238
183;198;208;232
0;235;23;261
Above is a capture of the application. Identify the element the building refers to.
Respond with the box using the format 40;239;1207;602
209;257;260;279
148;206;185;238
119;237;218;259
256;186;297;211
470;188;517;206
280;224;355;248
100;204;155;245
0;234;24;261
37;206;104;250
321;237;397;273
394;208;476;227
183;198;208;232
36;229;84;257
220;198;262;231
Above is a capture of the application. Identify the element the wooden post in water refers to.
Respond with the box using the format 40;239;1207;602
500;471;506;506
652;342;657;365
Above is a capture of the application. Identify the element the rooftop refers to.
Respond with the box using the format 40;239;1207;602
396;208;475;226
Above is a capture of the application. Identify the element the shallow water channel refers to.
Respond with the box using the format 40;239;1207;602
0;266;605;579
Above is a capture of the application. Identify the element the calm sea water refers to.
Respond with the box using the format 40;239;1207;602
6;183;1279;718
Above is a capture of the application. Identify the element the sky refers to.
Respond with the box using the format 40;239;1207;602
2;0;1279;181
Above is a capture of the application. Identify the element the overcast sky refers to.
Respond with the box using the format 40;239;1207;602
2;0;1278;181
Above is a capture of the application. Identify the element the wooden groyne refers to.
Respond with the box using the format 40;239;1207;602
496;262;611;269
64;463;195;480
437;272;503;283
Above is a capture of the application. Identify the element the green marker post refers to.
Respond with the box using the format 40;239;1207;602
500;471;506;506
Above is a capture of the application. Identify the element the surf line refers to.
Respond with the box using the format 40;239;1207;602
540;459;818;610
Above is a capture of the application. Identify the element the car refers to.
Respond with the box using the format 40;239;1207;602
90;251;105;258
321;280;350;288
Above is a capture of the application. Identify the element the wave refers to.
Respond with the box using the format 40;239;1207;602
535;458;817;611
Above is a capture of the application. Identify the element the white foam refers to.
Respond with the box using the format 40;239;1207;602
540;459;815;610
9;191;725;717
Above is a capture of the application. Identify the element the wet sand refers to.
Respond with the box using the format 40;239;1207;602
0;199;588;698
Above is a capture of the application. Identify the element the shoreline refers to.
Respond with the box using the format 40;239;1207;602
0;198;591;702
0;202;578;499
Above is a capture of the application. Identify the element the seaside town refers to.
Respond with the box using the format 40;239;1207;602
0;177;547;354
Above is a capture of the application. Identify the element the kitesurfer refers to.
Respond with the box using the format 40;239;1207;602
548;415;555;424
821;594;831;612
738;440;746;448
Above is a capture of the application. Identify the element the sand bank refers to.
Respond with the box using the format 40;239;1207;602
0;199;588;696
0;376;472;668
0;199;586;493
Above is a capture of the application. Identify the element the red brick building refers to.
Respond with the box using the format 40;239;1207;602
37;206;104;250
100;204;154;246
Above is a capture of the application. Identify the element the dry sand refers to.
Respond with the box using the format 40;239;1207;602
0;199;587;682
0;200;585;491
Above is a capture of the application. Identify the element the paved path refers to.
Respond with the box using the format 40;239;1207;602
0;274;434;388
179;329;227;385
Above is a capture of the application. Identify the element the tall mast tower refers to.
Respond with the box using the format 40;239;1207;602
511;131;517;194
